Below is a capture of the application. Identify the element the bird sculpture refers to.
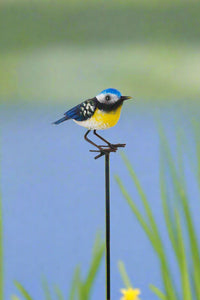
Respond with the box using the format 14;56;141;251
53;88;132;159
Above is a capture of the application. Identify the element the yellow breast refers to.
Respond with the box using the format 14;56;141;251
74;105;123;130
92;105;123;129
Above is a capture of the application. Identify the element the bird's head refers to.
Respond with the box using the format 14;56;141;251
95;88;132;107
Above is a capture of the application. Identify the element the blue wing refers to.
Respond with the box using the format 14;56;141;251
64;103;84;121
53;98;97;125
64;99;97;121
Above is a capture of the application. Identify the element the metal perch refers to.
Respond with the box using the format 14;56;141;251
85;132;125;300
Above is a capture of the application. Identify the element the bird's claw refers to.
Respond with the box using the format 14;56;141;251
90;148;116;153
97;143;126;149
90;148;116;159
89;144;126;159
109;143;126;149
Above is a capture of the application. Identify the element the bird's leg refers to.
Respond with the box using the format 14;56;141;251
93;130;126;149
84;130;101;150
84;130;116;159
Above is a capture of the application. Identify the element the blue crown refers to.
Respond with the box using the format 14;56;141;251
98;88;121;98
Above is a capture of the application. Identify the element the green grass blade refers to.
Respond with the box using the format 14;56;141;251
75;269;85;300
118;261;132;288
174;209;192;300
160;128;200;299
115;175;178;300
120;153;172;260
160;157;178;258
181;196;200;300
92;231;103;258
175;128;187;185
68;234;105;300
54;286;64;300
11;296;21;300
159;259;178;300
192;120;200;188
14;281;33;300
84;241;105;300
120;152;161;237
117;155;178;299
149;285;167;300
69;266;81;300
115;175;154;245
160;153;191;299
42;277;52;300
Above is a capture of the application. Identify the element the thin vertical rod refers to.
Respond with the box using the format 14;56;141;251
105;153;110;300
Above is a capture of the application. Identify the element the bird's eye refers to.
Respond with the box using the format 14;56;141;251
105;95;110;101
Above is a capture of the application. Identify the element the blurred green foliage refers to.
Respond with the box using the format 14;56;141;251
13;233;104;300
1;0;200;103
116;124;200;299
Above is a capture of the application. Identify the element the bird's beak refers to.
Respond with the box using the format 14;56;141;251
120;96;132;101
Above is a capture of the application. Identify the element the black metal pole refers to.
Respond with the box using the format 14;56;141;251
105;153;110;300
84;130;126;299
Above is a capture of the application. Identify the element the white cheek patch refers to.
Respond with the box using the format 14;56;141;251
96;93;118;104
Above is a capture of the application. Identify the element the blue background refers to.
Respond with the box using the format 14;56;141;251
2;102;200;299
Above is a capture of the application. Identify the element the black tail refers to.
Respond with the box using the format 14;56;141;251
53;116;69;125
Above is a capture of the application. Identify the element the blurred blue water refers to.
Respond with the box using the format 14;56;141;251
1;101;200;300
